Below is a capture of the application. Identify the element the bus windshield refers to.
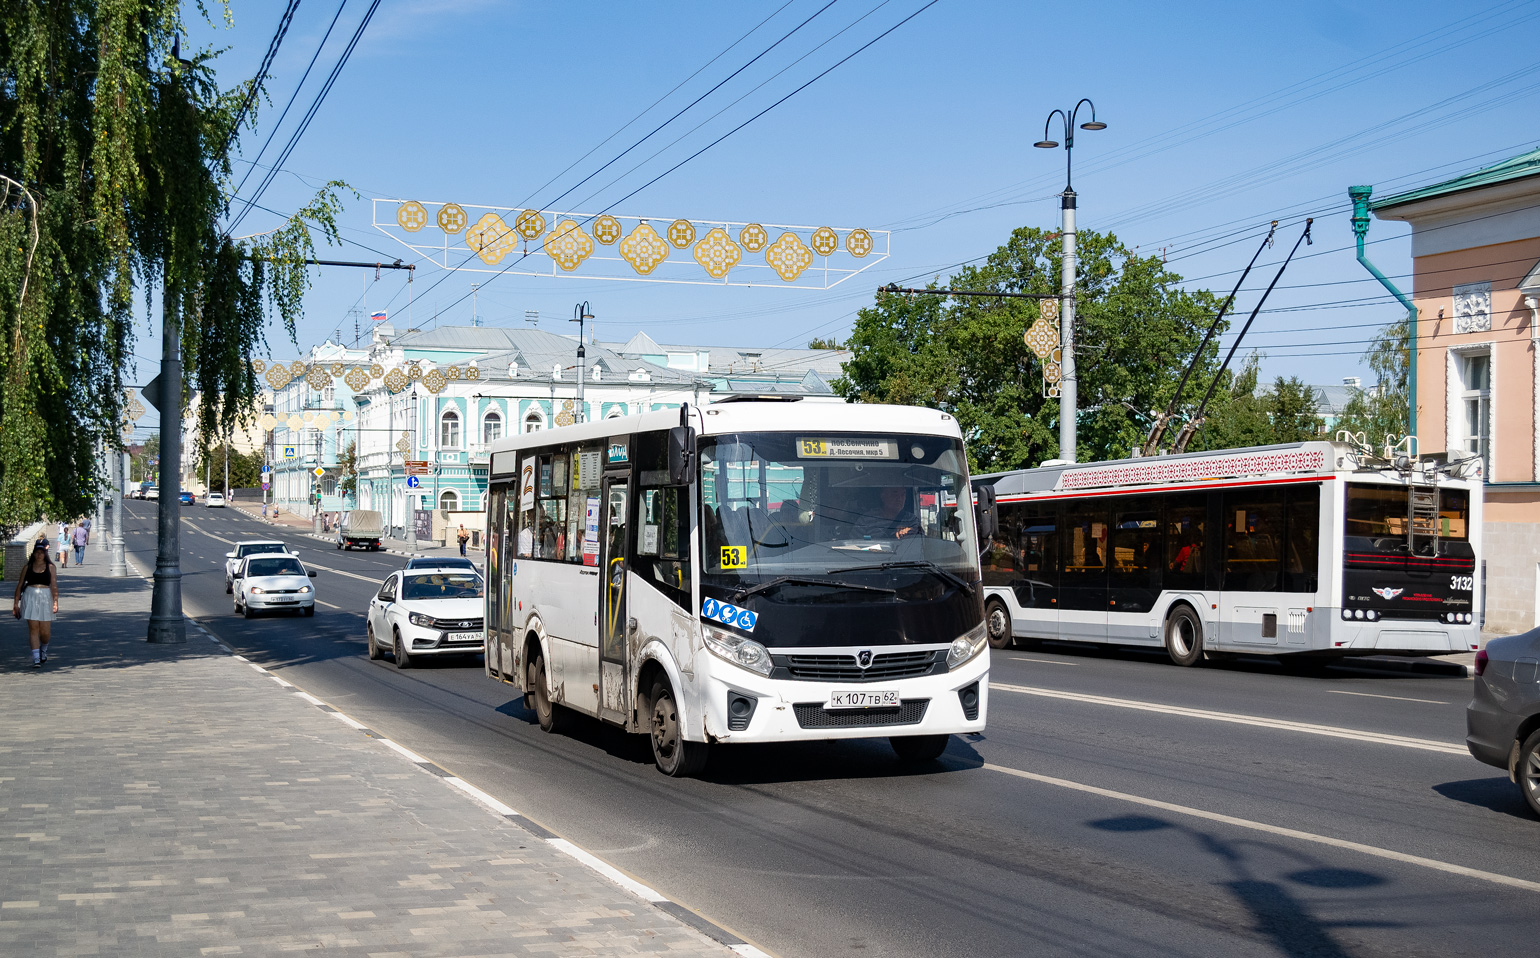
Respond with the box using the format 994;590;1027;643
1344;483;1469;540
699;432;978;590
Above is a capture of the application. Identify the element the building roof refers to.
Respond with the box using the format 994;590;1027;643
1370;147;1540;212
603;338;851;377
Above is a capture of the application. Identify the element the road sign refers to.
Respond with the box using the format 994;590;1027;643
261;482;270;490
406;475;421;488
261;465;271;474
282;446;297;460
405;460;431;476
312;466;325;478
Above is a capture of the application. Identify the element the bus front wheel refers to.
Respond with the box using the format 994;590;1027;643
1164;606;1205;667
985;598;1014;650
891;734;950;763
649;678;708;777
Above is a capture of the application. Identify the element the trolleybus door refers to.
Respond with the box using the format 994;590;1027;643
598;475;631;724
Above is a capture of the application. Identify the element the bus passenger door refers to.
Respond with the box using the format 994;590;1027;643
1059;501;1109;641
598;475;631;724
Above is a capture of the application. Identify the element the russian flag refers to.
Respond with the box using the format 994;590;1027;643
370;310;387;322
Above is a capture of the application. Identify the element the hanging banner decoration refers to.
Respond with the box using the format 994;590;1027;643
1024;299;1064;399
372;199;888;290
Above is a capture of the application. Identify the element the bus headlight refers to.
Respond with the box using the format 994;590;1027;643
702;626;773;676
947;622;989;671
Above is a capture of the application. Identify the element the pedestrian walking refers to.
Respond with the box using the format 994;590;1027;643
57;522;70;568
81;515;92;545
457;524;470;556
72;522;88;566
14;539;58;668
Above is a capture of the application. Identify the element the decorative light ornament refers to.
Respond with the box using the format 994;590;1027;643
259;413;277;431
396;201;428;232
667;219;696;248
810;227;839;257
545;218;595;271
344;366;371;392
556;399;576;427
436;203;467;234
251;359;267;374
515;209;545;240
422;368;448;394
301;410;315;423
289;360;306;376
739;223;768;251
765;232;813;282
466;362;481;381
287;414;303;430
692;228;742;279
384;368;409;393
369;363;385;378
592;215;622;245
343;410;355;421
619;222;670;275
329;362;345;376
305;367;331;390
265;365;293;390
446;365;462;380
466;213;517;265
845;229;874;257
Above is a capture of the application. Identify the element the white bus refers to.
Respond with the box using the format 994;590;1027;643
975;440;1483;667
484;398;991;776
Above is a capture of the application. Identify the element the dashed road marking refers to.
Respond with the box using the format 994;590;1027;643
1328;689;1448;705
985;761;1540;894
989;681;1466;754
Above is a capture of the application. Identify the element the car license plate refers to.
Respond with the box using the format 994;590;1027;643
826;689;900;709
448;631;483;642
272;597;296;603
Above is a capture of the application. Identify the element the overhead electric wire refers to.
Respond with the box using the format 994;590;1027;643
222;0;304;155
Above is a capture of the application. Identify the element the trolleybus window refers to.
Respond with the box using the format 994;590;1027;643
1345;483;1470;540
1223;489;1284;592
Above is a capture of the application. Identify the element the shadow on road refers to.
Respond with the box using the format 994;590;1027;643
1432;777;1535;820
1012;638;1465;681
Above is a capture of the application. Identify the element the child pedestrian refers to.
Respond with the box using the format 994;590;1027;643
14;539;59;667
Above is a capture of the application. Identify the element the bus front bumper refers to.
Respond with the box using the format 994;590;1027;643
696;652;990;743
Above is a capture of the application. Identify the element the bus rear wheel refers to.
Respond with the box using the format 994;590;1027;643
985;598;1014;650
1164;606;1205;667
649;678;708;777
528;650;565;733
891;734;950;763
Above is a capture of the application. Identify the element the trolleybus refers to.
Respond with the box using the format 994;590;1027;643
484;398;991;775
976;439;1483;667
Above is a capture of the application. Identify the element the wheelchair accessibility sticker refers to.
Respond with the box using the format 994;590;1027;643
701;597;758;633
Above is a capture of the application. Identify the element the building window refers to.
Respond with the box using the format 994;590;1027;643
440;409;461;448
482;410;503;445
439;489;459;511
1459;351;1491;476
523;409;545;433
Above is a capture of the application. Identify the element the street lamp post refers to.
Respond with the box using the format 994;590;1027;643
406;388;418;551
1034;98;1106;464
571;302;593;423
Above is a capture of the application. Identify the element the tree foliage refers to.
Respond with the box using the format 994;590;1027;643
1189;355;1325;449
1333;317;1409;447
836;227;1228;471
1;1;347;530
194;441;261;493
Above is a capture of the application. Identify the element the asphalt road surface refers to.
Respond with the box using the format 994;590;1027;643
122;500;1539;958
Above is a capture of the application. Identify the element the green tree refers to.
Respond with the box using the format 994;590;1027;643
130;435;161;483
1334;317;1409;447
337;440;357;500
194;442;260;493
808;336;842;349
1267;375;1326;441
1;2;347;531
1192;354;1273;451
836;227;1226;471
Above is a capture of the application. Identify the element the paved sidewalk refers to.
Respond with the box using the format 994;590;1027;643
0;566;738;957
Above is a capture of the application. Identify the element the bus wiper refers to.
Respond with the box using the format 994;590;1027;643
841;560;976;596
732;575;897;601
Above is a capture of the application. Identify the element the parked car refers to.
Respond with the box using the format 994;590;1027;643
232;554;316;618
403;556;479;572
367;569;484;668
178;491;196;505
206;493;226;508
145;487;159;500
337;509;384;551
1466;629;1540;817
224;540;294;594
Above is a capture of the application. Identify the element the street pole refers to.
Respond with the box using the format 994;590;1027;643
147;295;186;644
572;302;593;423
406;390;418;550
1035;98;1105;464
110;449;127;577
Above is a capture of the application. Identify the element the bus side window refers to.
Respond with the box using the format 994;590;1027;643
1285;486;1320;593
1223;490;1283;592
1164;495;1206;588
982;501;1020;587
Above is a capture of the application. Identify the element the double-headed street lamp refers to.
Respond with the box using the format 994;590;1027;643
571;301;594;424
1034;98;1106;464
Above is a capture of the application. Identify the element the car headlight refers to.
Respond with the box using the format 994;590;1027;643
409;612;436;628
298;586;312;594
946;621;989;671
249;586;265;594
702;625;773;676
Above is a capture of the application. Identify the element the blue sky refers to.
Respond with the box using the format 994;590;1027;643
163;0;1540;401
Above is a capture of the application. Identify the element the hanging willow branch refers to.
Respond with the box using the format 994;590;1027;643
0;1;351;527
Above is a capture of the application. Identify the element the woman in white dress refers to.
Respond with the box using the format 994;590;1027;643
14;539;59;667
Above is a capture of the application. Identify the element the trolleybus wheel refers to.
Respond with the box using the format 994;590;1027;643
649;678;708;777
528;651;565;733
890;734;950;763
367;623;383;660
1163;606;1205;667
393;629;412;669
985;598;1014;650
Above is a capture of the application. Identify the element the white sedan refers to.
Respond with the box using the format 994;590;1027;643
224;540;293;593
233;554;317;617
367;569;485;668
206;493;226;508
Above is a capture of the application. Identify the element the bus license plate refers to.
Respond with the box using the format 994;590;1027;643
827;689;900;710
447;631;483;643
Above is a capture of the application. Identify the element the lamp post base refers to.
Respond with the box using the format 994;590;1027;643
146;569;186;644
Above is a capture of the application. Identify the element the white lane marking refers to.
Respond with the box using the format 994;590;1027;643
293;691;326;707
298;559;383;585
547;838;669;903
1008;655;1079;667
231;654;249;662
990;682;1466;755
327;710;367;730
984;762;1540;894
270;676;293;688
445;776;519;816
378;738;429;764
316;600;343;610
1328;690;1448;705
248;663;268;674
732;946;775;958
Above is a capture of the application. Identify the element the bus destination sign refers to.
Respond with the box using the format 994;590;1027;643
797;438;898;460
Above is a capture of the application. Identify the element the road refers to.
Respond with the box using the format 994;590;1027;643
122;499;1538;958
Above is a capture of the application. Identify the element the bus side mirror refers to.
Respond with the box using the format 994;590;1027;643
974;484;998;546
667;425;695;486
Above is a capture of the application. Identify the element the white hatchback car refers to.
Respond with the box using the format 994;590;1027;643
225;540;293;593
367;569;485;668
233;553;317;617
